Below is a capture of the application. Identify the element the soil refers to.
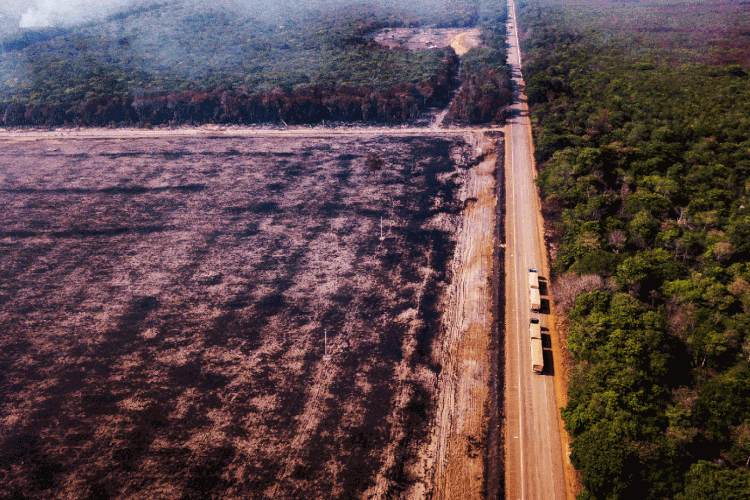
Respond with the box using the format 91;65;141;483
373;28;483;55
0;130;501;499
426;134;499;500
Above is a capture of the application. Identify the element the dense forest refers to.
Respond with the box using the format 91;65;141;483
517;0;750;498
0;0;509;127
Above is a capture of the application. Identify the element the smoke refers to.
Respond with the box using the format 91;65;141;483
0;0;464;35
4;0;132;28
2;0;280;29
0;0;392;30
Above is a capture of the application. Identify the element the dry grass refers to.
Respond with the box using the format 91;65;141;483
551;273;605;315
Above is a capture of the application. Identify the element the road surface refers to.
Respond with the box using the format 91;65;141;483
503;1;572;499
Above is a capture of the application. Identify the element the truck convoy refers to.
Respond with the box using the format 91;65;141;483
529;268;543;373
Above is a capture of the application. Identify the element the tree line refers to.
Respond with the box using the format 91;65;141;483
1;51;459;127
445;0;512;125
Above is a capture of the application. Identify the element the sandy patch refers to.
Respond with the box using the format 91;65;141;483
374;27;483;55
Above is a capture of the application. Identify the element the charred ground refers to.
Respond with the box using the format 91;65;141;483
0;134;477;499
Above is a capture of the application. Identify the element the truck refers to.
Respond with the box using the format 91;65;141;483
530;287;541;313
528;268;539;289
531;337;544;373
529;318;541;340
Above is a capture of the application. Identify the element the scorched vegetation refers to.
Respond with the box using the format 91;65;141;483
0;133;477;498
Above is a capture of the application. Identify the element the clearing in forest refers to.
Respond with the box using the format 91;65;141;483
374;27;483;55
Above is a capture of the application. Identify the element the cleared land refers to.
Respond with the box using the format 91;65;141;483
0;129;500;499
428;133;500;500
374;27;483;55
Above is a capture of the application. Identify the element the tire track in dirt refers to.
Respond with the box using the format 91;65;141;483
266;354;337;499
448;29;482;57
0;125;503;142
427;133;498;500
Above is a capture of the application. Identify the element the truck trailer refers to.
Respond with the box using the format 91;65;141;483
529;319;541;340
530;287;541;312
528;268;539;289
531;337;544;373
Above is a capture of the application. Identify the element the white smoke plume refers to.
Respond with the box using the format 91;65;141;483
4;0;132;28
2;0;281;29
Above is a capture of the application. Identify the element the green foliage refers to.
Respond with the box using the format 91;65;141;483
570;424;639;499
444;0;511;125
318;46;450;89
564;292;688;499
677;461;750;500
519;0;750;497
693;365;750;448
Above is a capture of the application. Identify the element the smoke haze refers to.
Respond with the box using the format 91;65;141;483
0;0;441;31
0;0;387;30
0;0;133;28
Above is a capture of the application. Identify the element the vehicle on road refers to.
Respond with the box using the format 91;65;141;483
530;318;541;340
530;287;541;312
530;318;543;373
528;268;539;289
531;336;544;373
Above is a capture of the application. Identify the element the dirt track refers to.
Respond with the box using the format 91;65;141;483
449;29;482;56
373;27;482;54
0;124;501;141
427;134;498;500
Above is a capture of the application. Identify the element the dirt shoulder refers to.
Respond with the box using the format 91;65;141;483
425;132;499;500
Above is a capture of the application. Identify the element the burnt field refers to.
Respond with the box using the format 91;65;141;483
0;133;478;499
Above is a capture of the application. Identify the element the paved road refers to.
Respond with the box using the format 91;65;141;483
504;1;570;499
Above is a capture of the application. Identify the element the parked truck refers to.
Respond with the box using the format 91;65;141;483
530;318;543;373
528;268;539;289
530;287;541;312
529;318;541;340
531;337;544;373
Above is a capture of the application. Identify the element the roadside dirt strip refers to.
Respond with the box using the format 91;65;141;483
504;0;576;499
427;133;499;500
